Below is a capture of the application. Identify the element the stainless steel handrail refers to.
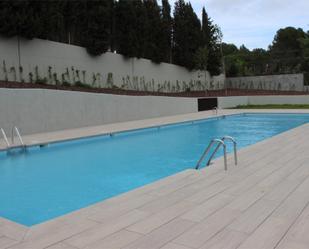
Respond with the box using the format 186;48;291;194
206;136;237;168
212;107;218;115
1;128;10;148
196;136;238;171
222;136;237;165
196;139;227;170
11;126;25;147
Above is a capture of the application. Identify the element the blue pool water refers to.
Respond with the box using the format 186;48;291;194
1;113;309;226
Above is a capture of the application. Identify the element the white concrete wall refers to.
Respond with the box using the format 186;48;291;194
0;36;225;92
226;74;307;92
218;95;309;108
248;96;309;105
0;89;197;135
217;96;249;109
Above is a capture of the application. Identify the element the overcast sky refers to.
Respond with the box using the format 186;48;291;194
169;0;309;50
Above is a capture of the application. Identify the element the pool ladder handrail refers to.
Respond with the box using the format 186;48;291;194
195;136;238;171
11;126;25;148
212;107;218;115
1;128;10;148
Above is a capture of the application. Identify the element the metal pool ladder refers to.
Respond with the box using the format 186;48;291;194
195;136;238;171
1;128;10;148
212;107;218;115
11;126;25;148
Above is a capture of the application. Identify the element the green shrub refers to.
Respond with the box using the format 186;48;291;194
75;81;92;88
62;81;71;87
35;77;48;85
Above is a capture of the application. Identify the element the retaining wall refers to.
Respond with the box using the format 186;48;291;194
0;36;225;92
0;88;197;135
226;74;308;92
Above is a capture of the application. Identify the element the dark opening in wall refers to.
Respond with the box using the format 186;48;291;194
198;98;218;111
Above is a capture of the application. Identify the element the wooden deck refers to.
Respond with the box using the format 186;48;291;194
1;111;309;248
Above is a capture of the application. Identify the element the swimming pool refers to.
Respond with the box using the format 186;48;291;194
1;113;309;226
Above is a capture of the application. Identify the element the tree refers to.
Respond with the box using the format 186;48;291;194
114;0;147;58
269;27;306;73
144;0;162;62
82;0;113;56
0;0;225;71
200;7;222;75
173;0;202;70
270;27;306;55
160;0;172;63
194;46;209;70
37;1;67;43
300;34;309;72
222;43;238;56
0;0;41;39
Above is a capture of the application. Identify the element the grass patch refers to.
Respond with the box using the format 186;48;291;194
233;104;309;109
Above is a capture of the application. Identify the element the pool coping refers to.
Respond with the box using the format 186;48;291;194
2;108;309;245
2;109;309;153
0;110;235;152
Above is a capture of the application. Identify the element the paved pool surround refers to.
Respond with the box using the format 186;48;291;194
1;109;309;249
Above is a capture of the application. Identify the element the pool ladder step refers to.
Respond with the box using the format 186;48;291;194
1;126;26;150
196;136;237;171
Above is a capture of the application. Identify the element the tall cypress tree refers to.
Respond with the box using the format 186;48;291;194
160;0;172;63
82;0;113;55
201;7;211;48
62;0;86;45
37;1;67;43
201;6;222;75
173;0;202;70
0;0;223;70
0;1;41;39
0;1;17;37
144;0;162;62
114;0;147;58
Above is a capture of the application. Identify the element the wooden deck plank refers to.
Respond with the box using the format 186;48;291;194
127;201;195;234
199;228;248;249
173;208;241;248
124;219;196;249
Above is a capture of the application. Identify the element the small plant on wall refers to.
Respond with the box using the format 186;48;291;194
61;73;70;86
34;66;47;84
65;68;71;83
34;66;39;81
3;61;8;81
92;73;97;87
96;73;102;87
19;66;24;82
106;73;114;88
53;73;60;85
10;66;16;82
48;66;53;84
75;70;80;82
82;70;86;83
71;67;76;83
29;72;33;83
